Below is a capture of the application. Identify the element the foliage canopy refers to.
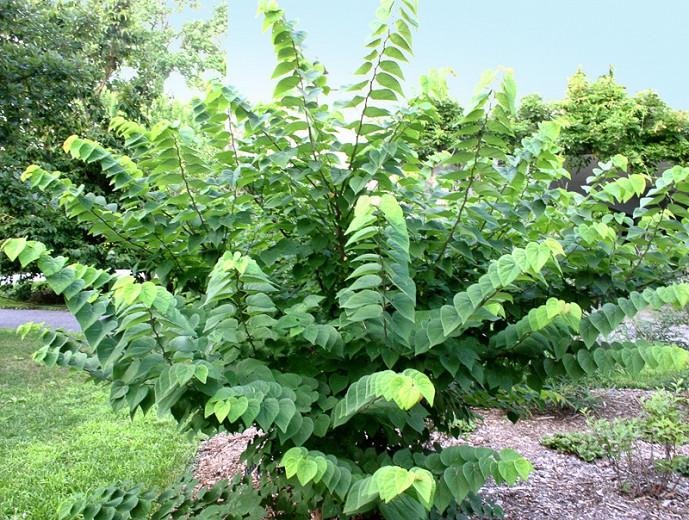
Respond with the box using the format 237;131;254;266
0;0;228;277
3;1;689;518
517;70;689;172
417;68;689;175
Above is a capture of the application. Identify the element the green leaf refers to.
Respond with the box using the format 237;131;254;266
256;398;280;431
410;468;436;509
274;75;300;98
497;449;532;484
379;495;427;520
344;478;378;515
46;269;76;295
272;60;296;78
228;396;249;422
363;106;390;118
370;89;397;101
390;33;412;53
376;73;404;95
382;46;408;62
174;363;196;386
17;241;47;267
349;304;383;322
214;400;231;423
355;61;373;75
194;364;209;384
2;238;27;262
296;458;319;486
275;398;297;433
374;466;415;503
403;369;435;406
380;60;404;79
443;466;470;504
281;447;306;479
440;305;461;336
514;458;533;480
138;282;158;308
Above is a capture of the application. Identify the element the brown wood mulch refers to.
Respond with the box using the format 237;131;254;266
462;389;688;520
193;389;689;519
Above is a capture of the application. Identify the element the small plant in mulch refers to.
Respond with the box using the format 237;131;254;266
474;381;602;423
541;388;689;497
540;381;604;416
446;416;481;438
541;431;605;462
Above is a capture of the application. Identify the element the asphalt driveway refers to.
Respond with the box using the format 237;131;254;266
0;309;79;331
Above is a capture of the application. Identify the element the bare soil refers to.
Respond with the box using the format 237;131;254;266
193;389;689;519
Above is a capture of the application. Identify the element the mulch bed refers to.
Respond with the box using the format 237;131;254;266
192;428;257;487
462;389;688;520
193;389;689;519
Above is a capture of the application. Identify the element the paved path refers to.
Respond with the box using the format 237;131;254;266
0;309;79;331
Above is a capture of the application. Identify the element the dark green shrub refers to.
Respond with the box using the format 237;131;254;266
0;279;34;302
540;381;602;415
3;0;689;517
0;279;63;305
429;492;503;520
666;455;689;477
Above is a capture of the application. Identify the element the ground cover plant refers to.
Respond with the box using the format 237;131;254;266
580;364;689;390
541;432;606;462
541;389;689;497
4;0;689;517
0;330;195;519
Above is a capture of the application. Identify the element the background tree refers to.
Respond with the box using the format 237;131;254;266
515;69;689;172
0;0;227;279
413;68;463;162
419;69;689;175
513;93;556;140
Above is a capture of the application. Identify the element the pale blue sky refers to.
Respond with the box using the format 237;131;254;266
168;1;688;109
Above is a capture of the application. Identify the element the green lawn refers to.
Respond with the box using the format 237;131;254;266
0;330;196;519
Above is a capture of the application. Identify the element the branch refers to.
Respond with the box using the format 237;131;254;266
346;30;392;173
172;138;210;233
85;207;151;254
147;308;172;363
288;37;346;259
433;102;492;263
631;214;663;271
226;110;241;169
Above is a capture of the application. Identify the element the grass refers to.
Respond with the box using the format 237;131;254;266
0;295;66;311
0;329;197;519
585;366;689;390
